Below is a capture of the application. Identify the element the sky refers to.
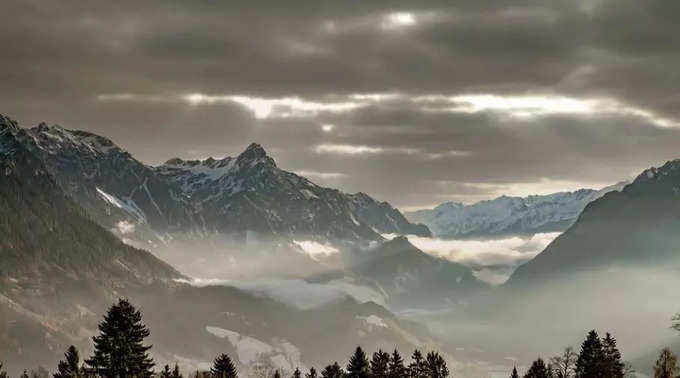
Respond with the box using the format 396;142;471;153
2;0;680;209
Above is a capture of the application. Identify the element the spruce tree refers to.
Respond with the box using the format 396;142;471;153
160;365;173;378
274;370;282;378
211;354;238;378
292;368;302;378
20;370;29;378
306;368;318;378
86;298;155;378
371;350;390;378
524;358;549;378
654;348;678;378
54;345;82;378
408;350;427;378
346;347;370;378
172;363;182;378
575;330;605;378
0;362;7;378
510;366;519;378
320;362;343;378
424;352;449;378
388;349;407;378
602;333;624;378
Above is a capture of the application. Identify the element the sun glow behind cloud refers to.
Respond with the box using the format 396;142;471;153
97;92;679;127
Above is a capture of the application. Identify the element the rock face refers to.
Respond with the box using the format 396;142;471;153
406;184;626;239
507;159;680;285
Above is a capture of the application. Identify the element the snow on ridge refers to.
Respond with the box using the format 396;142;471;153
95;187;146;222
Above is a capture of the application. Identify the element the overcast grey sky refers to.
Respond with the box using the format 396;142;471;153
2;0;679;209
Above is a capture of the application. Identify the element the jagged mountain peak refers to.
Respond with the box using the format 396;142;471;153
634;159;680;183
0;114;19;133
236;142;276;167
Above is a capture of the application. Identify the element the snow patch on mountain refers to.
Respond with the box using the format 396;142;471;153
205;326;305;371
293;240;339;260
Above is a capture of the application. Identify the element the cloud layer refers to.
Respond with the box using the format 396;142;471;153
2;0;679;207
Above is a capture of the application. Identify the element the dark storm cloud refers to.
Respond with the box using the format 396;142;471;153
1;0;679;207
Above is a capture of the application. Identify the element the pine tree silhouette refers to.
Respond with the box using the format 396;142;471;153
408;350;427;378
320;362;344;378
274;370;282;378
211;354;238;378
306;367;318;378
54;345;82;378
292;368;302;378
160;364;173;378
86;298;155;378
575;330;605;378
0;362;7;378
171;363;183;378
388;349;407;378
510;366;519;378
425;352;449;378
346;347;371;378
602;333;625;378
371;349;390;378
524;358;549;378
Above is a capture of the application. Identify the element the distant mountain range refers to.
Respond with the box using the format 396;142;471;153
0;114;445;375
405;183;627;239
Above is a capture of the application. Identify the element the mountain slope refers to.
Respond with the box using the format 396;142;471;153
406;184;626;239
10;120;199;248
507;160;680;285
349;237;488;309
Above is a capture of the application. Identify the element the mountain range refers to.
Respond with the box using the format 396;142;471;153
405;183;626;239
0;114;456;375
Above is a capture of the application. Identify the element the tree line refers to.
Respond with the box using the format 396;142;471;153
2;298;680;378
0;299;449;378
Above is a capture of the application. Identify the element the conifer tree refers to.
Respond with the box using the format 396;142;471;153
510;366;519;378
292;368;302;378
524;358;549;378
388;349;407;378
211;354;238;378
274;370;282;378
54;345;82;378
306;367;318;378
320;362;343;378
371;350;390;378
408;350;427;378
172;363;182;378
575;330;605;378
424;352;449;378
0;362;7;378
602;333;624;378
161;365;171;378
20;370;29;378
654;348;678;378
86;298;155;378
346;347;371;378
